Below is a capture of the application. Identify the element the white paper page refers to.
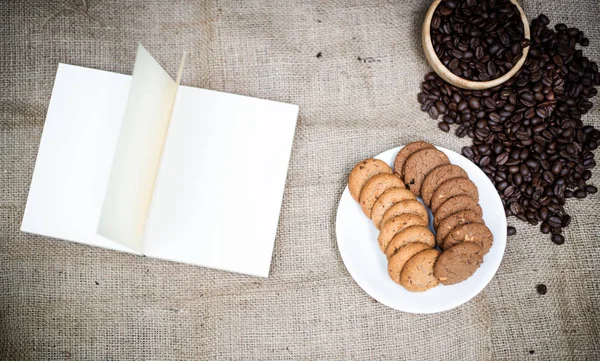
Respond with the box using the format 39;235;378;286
21;64;137;254
143;87;298;277
97;45;179;252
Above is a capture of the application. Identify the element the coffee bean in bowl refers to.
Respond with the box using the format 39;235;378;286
422;0;530;90
432;0;528;82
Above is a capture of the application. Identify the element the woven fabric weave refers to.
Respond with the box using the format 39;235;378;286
1;0;599;359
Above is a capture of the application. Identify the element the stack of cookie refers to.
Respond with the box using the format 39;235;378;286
348;141;494;292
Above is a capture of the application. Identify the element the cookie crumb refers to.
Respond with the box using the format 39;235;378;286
95;281;100;286
316;52;322;58
529;350;535;354
536;284;547;295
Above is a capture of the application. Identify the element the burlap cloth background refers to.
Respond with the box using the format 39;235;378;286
1;0;599;359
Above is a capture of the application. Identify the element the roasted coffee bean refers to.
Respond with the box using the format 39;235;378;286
507;226;516;236
585;185;597;194
551;234;565;245
496;152;509;165
525;159;538;169
582;170;592;181
480;156;491;167
574;189;587;198
547;216;562;228
477;144;490;154
540;222;551;234
469;97;481;109
551;160;563;175
513;173;523;185
435;100;447;113
431;15;442;30
539;207;549;221
536;284;547;295
510;202;523;215
428;106;439;119
462;146;475;159
562;215;572;227
438;121;450;132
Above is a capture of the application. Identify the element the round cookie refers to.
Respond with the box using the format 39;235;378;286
400;248;441;292
378;214;427;252
387;242;432;285
403;148;450;197
380;199;429;228
348;158;392;202
385;225;435;259
443;222;494;255
434;242;484;285
371;188;416;230
421;164;468;207
433;195;482;228
435;210;484;246
393;141;435;178
430;177;479;213
359;173;404;217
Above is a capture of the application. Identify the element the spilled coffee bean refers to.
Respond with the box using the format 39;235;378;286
431;0;528;81
507;226;516;236
536;284;547;295
418;15;600;245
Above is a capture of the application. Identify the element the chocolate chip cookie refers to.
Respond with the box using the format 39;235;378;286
380;199;429;228
393;141;434;178
435;210;484;246
433;195;482;228
359;173;404;217
403;148;450;197
430;177;479;213
370;188;416;230
378;214;427;252
400;248;441;292
421;164;468;207
443;222;494;255
348;158;392;202
387;242;432;285
434;242;483;285
385;225;435;259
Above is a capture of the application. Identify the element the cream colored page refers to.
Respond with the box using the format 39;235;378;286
97;45;178;252
143;86;299;277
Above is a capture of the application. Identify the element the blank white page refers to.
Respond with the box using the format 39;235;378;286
21;64;137;254
143;86;298;277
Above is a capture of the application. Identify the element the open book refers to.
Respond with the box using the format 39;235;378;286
21;45;298;277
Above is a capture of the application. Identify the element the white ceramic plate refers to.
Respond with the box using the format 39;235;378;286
336;146;507;314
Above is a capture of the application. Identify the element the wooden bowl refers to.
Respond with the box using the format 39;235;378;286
422;0;530;90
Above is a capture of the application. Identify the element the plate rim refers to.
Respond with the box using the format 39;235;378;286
335;145;507;314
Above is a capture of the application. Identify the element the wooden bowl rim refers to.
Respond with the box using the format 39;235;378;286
422;0;530;90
